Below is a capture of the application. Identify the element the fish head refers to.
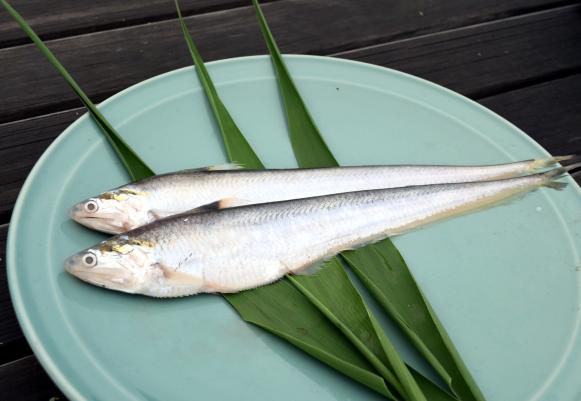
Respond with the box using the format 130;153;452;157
64;238;160;295
70;187;150;234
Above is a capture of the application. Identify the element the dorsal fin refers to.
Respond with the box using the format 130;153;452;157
207;163;244;171
188;198;249;213
152;197;247;221
149;200;222;221
175;163;244;175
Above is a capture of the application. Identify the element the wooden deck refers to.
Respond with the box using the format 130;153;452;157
1;0;580;399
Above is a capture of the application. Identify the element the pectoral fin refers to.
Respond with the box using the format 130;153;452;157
217;197;250;209
157;264;202;287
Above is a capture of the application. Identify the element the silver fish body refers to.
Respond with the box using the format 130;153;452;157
70;158;567;233
65;170;567;297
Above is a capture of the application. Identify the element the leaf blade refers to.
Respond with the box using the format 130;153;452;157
251;0;336;168
226;280;398;399
0;0;154;182
250;1;484;400
175;1;407;398
175;1;263;169
250;2;441;401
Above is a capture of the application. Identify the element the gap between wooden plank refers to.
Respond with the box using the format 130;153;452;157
1;0;580;123
0;0;283;49
336;4;581;99
0;355;65;401
331;3;579;58
0;223;23;349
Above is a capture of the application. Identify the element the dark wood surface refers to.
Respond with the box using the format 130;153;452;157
1;1;580;399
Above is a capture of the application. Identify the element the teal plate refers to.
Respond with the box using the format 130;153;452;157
7;55;581;401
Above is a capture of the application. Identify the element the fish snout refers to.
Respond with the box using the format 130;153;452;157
64;253;84;275
69;202;83;219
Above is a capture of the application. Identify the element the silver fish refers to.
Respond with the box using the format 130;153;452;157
65;169;568;297
70;157;569;234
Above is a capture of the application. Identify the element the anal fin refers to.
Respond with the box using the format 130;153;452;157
292;260;325;276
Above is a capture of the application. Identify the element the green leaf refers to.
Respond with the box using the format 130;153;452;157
226;280;398;399
175;1;407;398
0;0;154;182
174;1;262;169
176;3;450;400
249;1;336;168
290;260;425;401
250;1;484;400
343;244;484;401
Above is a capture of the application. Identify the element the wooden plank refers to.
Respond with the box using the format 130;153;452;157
0;109;84;222
0;355;66;401
480;73;581;157
337;5;581;99
0;223;24;348
0;0;278;48
0;0;576;123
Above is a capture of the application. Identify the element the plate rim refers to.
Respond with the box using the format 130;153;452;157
7;54;580;401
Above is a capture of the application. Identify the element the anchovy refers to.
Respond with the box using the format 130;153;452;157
65;169;568;297
70;157;569;233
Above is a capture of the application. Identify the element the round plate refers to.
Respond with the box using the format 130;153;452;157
8;55;581;401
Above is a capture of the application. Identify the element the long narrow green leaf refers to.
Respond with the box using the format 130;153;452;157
176;2;451;400
250;2;430;401
175;3;451;401
175;2;406;398
248;2;336;168
175;1;262;169
251;1;484;400
227;279;398;399
290;261;416;400
0;0;154;182
342;244;483;400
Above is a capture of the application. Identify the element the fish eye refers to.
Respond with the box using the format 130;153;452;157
84;200;99;213
82;252;98;267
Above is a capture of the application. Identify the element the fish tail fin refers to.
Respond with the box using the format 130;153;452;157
530;155;574;170
564;159;581;173
544;179;568;191
541;168;569;190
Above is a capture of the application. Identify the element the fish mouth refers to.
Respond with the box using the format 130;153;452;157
69;205;128;234
65;255;137;293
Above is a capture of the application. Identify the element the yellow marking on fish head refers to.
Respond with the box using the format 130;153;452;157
98;188;147;201
129;238;156;249
120;188;147;196
98;241;134;254
98;191;127;201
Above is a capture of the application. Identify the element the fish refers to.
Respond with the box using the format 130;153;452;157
65;168;569;297
70;156;570;234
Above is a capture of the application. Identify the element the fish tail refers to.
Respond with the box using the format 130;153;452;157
564;159;581;173
540;168;569;190
530;155;574;170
